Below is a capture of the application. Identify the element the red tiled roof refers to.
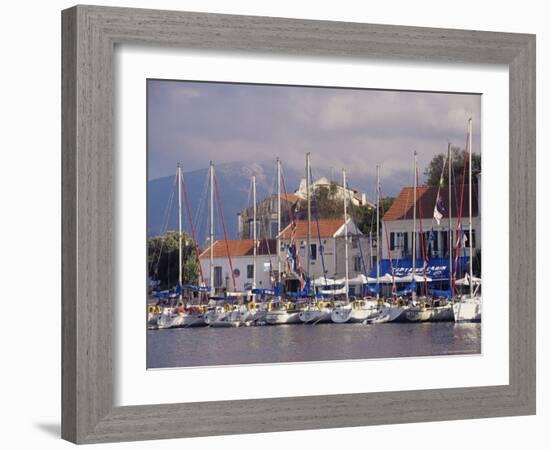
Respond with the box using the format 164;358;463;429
199;239;276;259
278;218;345;240
383;185;479;221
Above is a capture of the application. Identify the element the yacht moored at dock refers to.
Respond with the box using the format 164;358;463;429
331;299;380;323
264;301;302;324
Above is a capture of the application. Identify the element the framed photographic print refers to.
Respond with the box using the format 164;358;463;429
62;5;535;444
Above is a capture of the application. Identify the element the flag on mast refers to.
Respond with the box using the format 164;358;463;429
433;192;445;225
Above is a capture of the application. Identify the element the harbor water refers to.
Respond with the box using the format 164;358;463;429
147;322;481;368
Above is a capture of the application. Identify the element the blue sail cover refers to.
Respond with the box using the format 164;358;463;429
183;284;210;292
252;284;284;297
368;257;469;282
252;288;275;295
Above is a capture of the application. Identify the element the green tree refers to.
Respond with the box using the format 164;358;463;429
311;183;344;218
147;231;199;290
424;147;481;187
309;183;395;236
349;197;395;235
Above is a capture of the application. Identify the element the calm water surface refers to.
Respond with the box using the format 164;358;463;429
147;322;481;368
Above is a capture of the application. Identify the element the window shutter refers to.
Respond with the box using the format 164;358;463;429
390;232;395;251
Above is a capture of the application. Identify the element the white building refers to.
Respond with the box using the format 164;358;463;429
381;184;480;261
199;239;276;293
277;218;371;290
294;176;374;208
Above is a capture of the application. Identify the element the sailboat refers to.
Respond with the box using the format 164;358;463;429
397;151;453;323
208;303;249;327
453;118;482;322
331;168;380;323
369;165;410;323
264;157;305;325
298;153;334;324
156;163;208;329
204;162;251;327
264;300;303;324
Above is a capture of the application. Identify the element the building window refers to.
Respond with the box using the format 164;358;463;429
214;266;222;288
353;256;362;272
310;243;317;260
351;237;358;249
247;264;254;279
391;232;407;252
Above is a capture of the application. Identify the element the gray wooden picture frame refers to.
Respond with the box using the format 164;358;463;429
61;5;536;444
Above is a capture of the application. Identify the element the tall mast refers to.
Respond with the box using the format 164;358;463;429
252;174;257;290
369;231;373;275
468;118;474;298
448;143;453;298
343;168;349;301
209;161;215;296
177;163;183;302
306;152;311;276
276;157;282;297
412;151;417;300
376;165;380;299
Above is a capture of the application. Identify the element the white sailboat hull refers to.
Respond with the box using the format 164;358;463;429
364;313;392;324
265;310;302;324
250;309;267;322
453;297;482;322
331;307;353;323
379;305;409;322
204;309;224;325
157;311;206;329
180;314;206;327
209;319;242;328
209;310;248;327
299;309;332;324
331;304;379;323
402;304;454;322
157;312;184;329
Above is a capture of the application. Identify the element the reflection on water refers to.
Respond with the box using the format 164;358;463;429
147;322;481;368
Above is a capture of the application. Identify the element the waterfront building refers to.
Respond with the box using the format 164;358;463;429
381;184;480;261
198;239;276;293
278;218;371;293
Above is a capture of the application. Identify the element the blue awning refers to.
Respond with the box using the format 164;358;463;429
368;257;469;282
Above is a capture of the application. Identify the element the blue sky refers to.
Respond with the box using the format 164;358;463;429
147;79;480;194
